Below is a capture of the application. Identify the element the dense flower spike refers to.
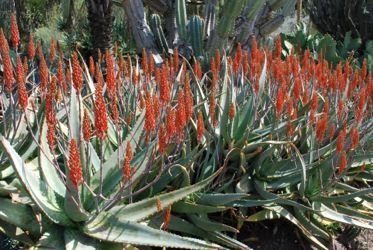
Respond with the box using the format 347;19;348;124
16;57;28;110
83;109;92;142
194;60;202;81
69;139;83;187
338;151;347;174
349;127;360;151
10;13;20;49
184;74;193;122
71;52;83;92
158;124;167;155
27;34;35;60
176;91;187;135
49;38;56;62
89;56;95;77
144;93;156;134
275;88;285;118
336;125;347;153
229;103;235;120
123;142;133;182
106;52;116;98
57;58;67;94
159;65;170;104
197;111;205;142
94;82;108;140
166;107;176;140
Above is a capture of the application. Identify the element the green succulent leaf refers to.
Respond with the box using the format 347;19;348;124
0;136;73;226
83;213;221;249
64;228;97;250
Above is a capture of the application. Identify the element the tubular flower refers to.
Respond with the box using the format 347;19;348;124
229;103;235;120
197;111;205;142
293;76;302;101
106;52;116;98
275;88;285;118
94;83;108;140
39;54;49;92
111;100;120;127
338;151;347;174
316;117;328;143
209;91;216;127
336;125;347;153
162;206;172;230
274;35;282;59
158;124;167;155
144;94;156;134
153;95;160;121
194;61;202;81
123;142;133;182
69;139;83;187
89;56;95;77
0;28;7;53
16;57;28;110
349;127;360;150
166;107;176;140
47;121;56;151
160;65;170;105
10;13;20;49
82;109;92;142
57;58;67;94
329;124;336;141
173;47;179;72
27;34;35;60
71;52;83;92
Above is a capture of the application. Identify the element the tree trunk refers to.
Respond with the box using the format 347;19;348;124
87;0;113;58
122;0;158;53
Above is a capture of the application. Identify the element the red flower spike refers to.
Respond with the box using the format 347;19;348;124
337;99;345;120
160;65;170;105
287;120;294;138
209;91;216;127
47;122;56;151
10;13;20;49
39;54;49;93
94;83;108;140
166;107;176;140
274;35;282;59
229;103;235;120
57;59;67;94
316;117;328;143
36;41;42;59
194;61;202;81
123;141;133;182
17;57;28;110
0;28;7;53
338;151;348;174
176;91;187;135
89;56;95;77
293;77;302;102
83;109;92;142
336;125;347;153
27;34;35;60
69;139;83;187
71;52;83;92
349;127;360;150
184;74;193;122
153;95;160;122
144;94;156;134
2;40;14;93
106;52;116;99
329;124;336;141
197;111;205;142
173;47;179;72
361;58;367;81
275;88;285;118
162;206;172;230
158;124;167;155
215;50;221;73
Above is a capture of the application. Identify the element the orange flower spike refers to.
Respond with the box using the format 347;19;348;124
89;56;95;77
243;51;249;77
275;88;285;118
329;124;336;141
316;116;328;143
106;52;116;99
337;99;345;120
17;57;28;110
82;109;92;142
111;101;120;127
197;111;205;142
349;127;360;150
0;28;6;53
27;34;35;60
209;91;216;127
174;47;179;71
194;60;202;81
158;124;167;155
123;141;133;182
166;107;176;140
153;95;160;121
47;122;56;151
57;58;67;94
160;65;170;105
69;139;83;187
94;82;108;140
336;124;347;153
274;35;282;59
293;76;302;101
338;151;348;174
144;94;156;134
10;13;20;49
176;90;187;134
23;57;28;75
39;54;49;92
229;103;235;120
71;52;83;92
361;58;367;81
162;206;172;230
